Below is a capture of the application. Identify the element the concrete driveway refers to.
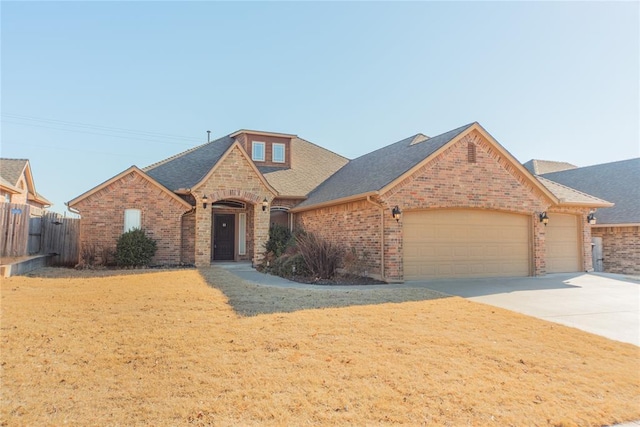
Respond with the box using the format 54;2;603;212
413;272;640;347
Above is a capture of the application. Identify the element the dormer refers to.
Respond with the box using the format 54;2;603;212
230;130;296;168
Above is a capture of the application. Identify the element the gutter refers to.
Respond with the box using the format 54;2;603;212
290;191;379;213
591;222;640;228
65;202;80;216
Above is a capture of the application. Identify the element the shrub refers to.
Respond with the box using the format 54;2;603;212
79;243;98;268
343;247;371;277
296;232;343;279
115;229;157;267
265;224;293;258
270;253;310;278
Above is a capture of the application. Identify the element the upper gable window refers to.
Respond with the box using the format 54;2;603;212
252;141;265;162
272;143;285;163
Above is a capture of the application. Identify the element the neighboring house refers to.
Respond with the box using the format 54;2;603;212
68;123;611;281
0;158;51;216
534;159;640;275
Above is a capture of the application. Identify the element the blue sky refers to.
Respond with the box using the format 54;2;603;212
1;1;638;214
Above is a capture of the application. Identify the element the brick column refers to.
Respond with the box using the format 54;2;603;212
253;201;270;266
384;215;403;282
532;214;546;276
195;203;212;267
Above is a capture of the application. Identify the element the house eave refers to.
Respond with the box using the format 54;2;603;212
290;191;378;213
591;222;640;228
556;200;614;208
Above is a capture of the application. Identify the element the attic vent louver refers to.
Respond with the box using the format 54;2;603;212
410;134;429;145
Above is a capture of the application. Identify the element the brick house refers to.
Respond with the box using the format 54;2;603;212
1;158;51;216
68;122;612;281
529;159;639;275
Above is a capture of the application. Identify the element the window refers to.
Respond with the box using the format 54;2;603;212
252;141;265;161
272;143;285;163
124;209;141;232
238;213;246;255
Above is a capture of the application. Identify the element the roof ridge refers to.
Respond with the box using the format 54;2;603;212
143;138;223;172
353;122;475;161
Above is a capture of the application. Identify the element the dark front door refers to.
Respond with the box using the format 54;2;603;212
213;214;235;261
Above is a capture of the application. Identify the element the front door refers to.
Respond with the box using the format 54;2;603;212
213;214;235;261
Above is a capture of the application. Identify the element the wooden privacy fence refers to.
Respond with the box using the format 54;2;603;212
1;204;80;266
1;203;31;258
39;212;80;266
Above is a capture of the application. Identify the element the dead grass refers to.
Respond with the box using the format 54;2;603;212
1;268;639;426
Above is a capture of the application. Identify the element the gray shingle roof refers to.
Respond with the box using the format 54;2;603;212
296;123;474;208
541;158;640;224
260;137;348;197
0;158;28;186
144;135;235;191
143;133;348;198
523;159;577;175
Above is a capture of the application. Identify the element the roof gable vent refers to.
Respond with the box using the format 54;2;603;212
409;133;429;145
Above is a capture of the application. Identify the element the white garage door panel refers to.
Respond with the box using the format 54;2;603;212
404;210;530;280
546;214;580;273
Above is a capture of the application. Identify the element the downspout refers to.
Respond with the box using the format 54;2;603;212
366;196;385;281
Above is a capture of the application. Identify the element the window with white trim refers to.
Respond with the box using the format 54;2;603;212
238;213;246;255
272;143;285;163
124;209;141;232
252;141;265;162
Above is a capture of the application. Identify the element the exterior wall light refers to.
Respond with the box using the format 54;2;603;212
262;197;269;212
587;211;597;225
539;211;549;226
202;195;209;209
392;205;402;222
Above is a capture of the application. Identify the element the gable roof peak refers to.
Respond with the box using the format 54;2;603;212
409;133;430;145
523;159;578;175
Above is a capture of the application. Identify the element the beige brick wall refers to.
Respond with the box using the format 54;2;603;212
592;226;640;275
181;211;196;265
72;170;190;266
194;145;274;267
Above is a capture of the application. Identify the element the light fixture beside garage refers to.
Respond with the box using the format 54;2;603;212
587;211;597;225
539;211;549;226
392;205;402;222
202;195;209;209
262;197;269;212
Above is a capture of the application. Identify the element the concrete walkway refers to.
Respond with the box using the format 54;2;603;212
217;263;640;346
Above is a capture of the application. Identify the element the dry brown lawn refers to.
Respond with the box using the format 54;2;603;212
1;268;639;426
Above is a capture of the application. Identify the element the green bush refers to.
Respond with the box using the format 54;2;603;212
270;253;310;278
265;224;293;258
115;229;157;267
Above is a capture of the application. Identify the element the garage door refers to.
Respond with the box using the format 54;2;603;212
403;210;530;280
546;213;581;273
